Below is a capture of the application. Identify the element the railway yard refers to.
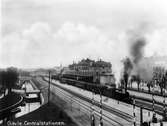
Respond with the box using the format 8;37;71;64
34;76;166;126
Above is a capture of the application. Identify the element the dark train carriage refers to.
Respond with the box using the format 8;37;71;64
58;75;132;103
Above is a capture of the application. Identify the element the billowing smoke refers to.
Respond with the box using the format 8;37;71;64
130;35;147;77
121;29;148;87
129;35;155;82
130;37;146;64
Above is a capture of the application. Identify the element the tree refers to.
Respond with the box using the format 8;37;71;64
153;66;165;95
0;70;7;96
164;71;167;90
0;71;3;94
130;75;141;90
130;75;136;88
136;75;141;91
159;75;165;95
5;67;19;94
147;81;151;93
123;72;129;92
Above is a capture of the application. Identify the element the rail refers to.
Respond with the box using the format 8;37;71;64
42;77;134;122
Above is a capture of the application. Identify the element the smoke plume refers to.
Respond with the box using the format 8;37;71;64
122;57;133;75
121;28;148;84
130;37;146;64
122;57;133;88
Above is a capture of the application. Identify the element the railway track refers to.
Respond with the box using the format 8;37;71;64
51;84;124;126
135;99;164;116
35;78;120;125
39;77;134;126
0;93;23;120
36;78;124;126
52;77;166;116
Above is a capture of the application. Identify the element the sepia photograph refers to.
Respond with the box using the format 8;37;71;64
1;0;167;126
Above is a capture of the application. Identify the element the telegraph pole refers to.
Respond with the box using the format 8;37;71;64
99;89;103;126
163;87;167;121
140;107;143;126
152;80;157;123
91;89;95;126
133;96;136;126
48;71;51;105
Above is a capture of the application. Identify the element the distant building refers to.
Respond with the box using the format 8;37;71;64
65;58;115;85
69;58;112;74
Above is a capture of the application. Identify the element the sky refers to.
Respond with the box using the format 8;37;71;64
1;0;167;72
